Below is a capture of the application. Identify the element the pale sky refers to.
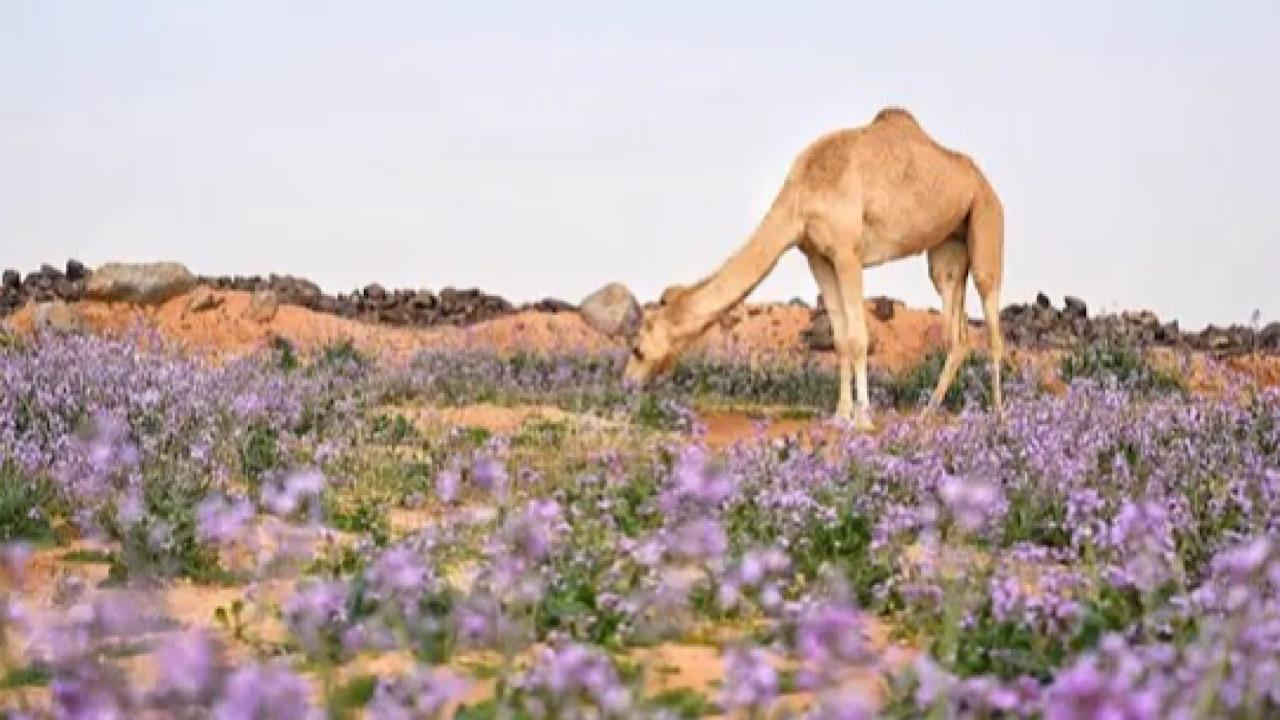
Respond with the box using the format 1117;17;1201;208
2;1;1277;328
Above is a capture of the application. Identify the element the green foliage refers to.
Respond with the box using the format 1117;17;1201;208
1000;486;1071;548
0;463;55;544
648;688;720;717
0;663;51;689
512;419;569;448
788;505;893;608
629;394;683;430
325;493;391;548
270;335;299;373
326;674;378;719
369;413;419;445
1060;341;1184;393
316;338;368;372
883;350;1008;412
108;466;229;583
60;548;113;564
239;421;282;485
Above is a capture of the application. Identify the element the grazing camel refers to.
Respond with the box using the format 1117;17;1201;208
622;108;1005;430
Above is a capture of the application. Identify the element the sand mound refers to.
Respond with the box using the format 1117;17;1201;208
8;289;1279;386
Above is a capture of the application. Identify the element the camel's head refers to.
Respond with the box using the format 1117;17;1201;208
622;286;690;388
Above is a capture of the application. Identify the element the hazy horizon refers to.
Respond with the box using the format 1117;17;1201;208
2;1;1277;330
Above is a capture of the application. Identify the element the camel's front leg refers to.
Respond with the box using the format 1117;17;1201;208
831;251;874;432
804;252;854;419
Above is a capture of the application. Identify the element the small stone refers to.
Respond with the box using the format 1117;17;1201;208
1035;292;1052;309
869;296;896;322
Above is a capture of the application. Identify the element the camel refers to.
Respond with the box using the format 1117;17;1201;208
622;108;1005;430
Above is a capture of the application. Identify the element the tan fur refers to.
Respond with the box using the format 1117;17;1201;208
624;108;1007;428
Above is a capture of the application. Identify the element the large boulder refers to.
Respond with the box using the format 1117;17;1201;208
85;262;196;304
579;282;641;337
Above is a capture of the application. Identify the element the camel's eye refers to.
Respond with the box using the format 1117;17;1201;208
632;347;644;361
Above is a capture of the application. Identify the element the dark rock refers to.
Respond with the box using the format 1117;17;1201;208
362;283;387;301
1259;322;1280;350
65;259;88;281
1063;296;1087;319
869;296;896;323
2;270;19;290
1035;292;1052;309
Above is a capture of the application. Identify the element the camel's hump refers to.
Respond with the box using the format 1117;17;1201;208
872;107;920;126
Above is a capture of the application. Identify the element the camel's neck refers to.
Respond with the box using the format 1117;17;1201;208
669;204;799;339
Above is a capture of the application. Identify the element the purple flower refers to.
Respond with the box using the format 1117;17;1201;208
472;456;508;498
669;519;727;562
367;545;430;597
213;663;318;720
1213;536;1272;583
1043;656;1161;720
263;469;327;516
52;660;135;720
938;474;1002;531
283;581;350;657
367;668;471;720
435;466;461;504
794;598;869;688
152;629;221;699
519;643;631;715
719;646;778;711
197;495;254;545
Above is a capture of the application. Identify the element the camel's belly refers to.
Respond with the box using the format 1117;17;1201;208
860;235;930;267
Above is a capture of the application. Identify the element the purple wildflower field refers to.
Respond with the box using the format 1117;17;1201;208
1;328;1278;719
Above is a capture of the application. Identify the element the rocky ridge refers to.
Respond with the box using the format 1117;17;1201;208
1;260;574;329
4;260;1277;354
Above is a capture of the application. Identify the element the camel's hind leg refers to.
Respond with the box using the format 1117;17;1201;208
924;239;971;413
968;185;1006;418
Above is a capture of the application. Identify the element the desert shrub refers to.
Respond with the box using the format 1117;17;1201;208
1060;340;1184;392
0;463;56;543
239;421;283;485
883;350;1009;411
316;337;368;373
270;335;300;372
